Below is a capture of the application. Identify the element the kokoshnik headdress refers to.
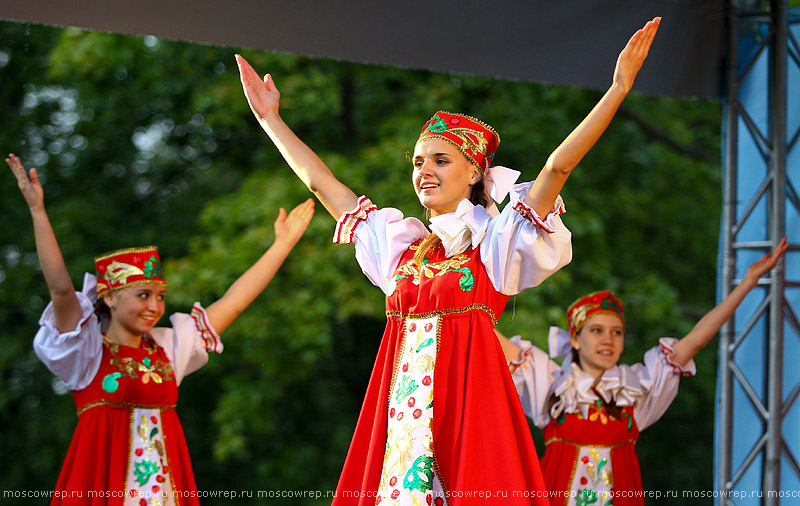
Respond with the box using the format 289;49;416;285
417;111;500;173
417;111;521;215
94;246;166;298
548;290;625;358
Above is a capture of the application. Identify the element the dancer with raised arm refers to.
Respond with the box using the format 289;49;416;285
6;153;314;505
497;239;788;505
238;17;660;505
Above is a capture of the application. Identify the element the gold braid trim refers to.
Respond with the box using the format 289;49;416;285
545;436;637;449
386;304;498;326
94;245;160;262
77;400;176;416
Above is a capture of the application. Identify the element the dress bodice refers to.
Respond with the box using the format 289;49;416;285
386;242;507;323
73;336;178;415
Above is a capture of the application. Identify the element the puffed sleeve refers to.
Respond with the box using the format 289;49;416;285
150;303;222;386
33;273;103;391
480;181;572;296
630;337;697;431
333;196;429;294
507;336;562;429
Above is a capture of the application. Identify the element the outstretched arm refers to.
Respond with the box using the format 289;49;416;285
236;55;358;219
525;17;660;217
670;238;789;366
6;153;82;332
204;198;315;334
495;328;524;362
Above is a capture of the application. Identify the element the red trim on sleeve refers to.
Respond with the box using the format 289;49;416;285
334;196;377;244
191;303;222;354
512;201;557;234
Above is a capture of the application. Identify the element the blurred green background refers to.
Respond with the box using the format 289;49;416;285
0;19;723;504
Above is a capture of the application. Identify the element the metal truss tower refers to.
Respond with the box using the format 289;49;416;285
716;1;800;504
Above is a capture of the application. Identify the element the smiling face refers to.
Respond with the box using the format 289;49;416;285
571;313;625;378
412;138;480;217
104;283;166;343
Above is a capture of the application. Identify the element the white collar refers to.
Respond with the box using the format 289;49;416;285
429;199;490;257
427;165;521;257
549;362;646;420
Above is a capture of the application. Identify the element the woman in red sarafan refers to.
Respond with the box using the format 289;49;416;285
499;238;787;506
6;153;314;505
237;17;660;505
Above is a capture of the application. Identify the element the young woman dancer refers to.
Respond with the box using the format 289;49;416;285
237;17;660;505
498;238;788;505
7;152;314;504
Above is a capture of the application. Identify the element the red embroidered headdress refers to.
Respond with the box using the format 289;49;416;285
417;111;500;173
566;290;624;337
94;246;166;298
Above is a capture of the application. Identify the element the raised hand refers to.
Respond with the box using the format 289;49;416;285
6;153;45;213
743;237;789;285
204;198;316;334
236;54;280;122
671;237;790;366
613;17;660;93
274;198;315;247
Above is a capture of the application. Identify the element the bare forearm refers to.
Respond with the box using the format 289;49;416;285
671;277;759;365
525;84;628;216
259;112;358;218
29;207;81;331
548;84;627;173
204;239;294;334
495;329;523;362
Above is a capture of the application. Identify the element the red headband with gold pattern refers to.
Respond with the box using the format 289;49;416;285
95;246;166;298
566;290;624;337
417;111;500;173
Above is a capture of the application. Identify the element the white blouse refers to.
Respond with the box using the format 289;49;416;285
333;181;573;296
33;273;222;390
508;335;696;431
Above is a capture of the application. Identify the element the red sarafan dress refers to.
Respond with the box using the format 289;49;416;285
508;336;696;506
330;180;572;506
33;275;222;506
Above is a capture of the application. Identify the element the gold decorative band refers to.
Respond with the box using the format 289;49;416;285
386;303;498;326
94;245;160;263
77;400;177;416
545;436;637;449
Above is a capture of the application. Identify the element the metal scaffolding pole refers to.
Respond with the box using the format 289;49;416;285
717;1;795;504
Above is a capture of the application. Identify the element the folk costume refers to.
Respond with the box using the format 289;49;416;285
33;247;221;506
332;112;572;505
508;291;696;506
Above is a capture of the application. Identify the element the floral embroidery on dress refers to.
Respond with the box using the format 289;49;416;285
585;399;633;432
127;408;174;505
387;253;474;296
378;317;443;505
101;338;175;394
575;449;613;506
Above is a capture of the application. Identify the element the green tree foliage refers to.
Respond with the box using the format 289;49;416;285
0;20;721;504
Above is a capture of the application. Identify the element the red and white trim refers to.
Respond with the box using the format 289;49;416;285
512;200;558;234
508;344;532;374
333;196;377;244
658;340;694;377
191;303;222;354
